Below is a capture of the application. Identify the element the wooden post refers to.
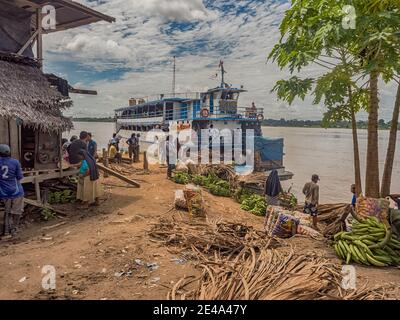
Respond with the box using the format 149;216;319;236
36;8;43;70
102;148;109;177
143;151;149;172
59;132;63;176
34;178;41;203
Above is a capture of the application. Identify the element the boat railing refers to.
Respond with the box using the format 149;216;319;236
116;105;264;121
146;92;201;101
237;107;264;119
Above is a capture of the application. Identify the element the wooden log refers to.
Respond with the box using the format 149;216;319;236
102;148;109;178
24;198;67;216
144;151;149;171
41;221;68;231
97;163;140;188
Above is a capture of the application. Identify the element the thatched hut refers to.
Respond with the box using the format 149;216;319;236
0;0;114;201
0;52;72;170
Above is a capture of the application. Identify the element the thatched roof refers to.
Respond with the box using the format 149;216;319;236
0;53;73;132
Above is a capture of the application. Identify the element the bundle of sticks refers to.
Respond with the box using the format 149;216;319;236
169;247;393;300
148;216;277;256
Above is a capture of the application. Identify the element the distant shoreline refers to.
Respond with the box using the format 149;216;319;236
71;118;398;130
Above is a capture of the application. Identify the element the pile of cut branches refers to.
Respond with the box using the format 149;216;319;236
148;216;277;256
169;247;393;300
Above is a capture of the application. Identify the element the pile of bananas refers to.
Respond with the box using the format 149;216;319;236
333;216;400;267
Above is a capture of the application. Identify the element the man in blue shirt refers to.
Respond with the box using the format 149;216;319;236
351;184;357;208
0;144;24;237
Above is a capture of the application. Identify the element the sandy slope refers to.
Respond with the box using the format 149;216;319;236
0;163;399;300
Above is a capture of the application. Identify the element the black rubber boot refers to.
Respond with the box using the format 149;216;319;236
10;214;21;236
2;211;11;236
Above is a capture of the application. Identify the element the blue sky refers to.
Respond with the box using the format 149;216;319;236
42;0;397;120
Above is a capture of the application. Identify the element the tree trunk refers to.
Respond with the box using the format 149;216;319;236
381;83;400;197
351;108;362;196
365;71;380;198
348;85;362;196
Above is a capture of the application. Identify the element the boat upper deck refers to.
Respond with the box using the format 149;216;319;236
115;87;264;123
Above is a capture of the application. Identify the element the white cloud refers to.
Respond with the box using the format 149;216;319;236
128;0;218;21
43;0;397;121
64;34;133;60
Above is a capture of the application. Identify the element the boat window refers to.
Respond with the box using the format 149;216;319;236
156;103;163;116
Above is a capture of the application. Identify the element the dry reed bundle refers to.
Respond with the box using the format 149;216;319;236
148;216;277;256
169;247;393;300
323;217;346;239
316;204;350;223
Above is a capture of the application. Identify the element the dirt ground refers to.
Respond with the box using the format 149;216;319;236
0;161;399;300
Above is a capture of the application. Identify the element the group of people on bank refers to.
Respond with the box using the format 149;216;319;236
62;131;102;207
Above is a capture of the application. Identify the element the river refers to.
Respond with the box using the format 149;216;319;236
66;122;400;204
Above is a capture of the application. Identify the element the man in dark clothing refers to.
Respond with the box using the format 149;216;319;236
126;133;137;162
68;131;89;165
0;144;24;237
87;133;98;159
165;135;177;179
134;134;140;163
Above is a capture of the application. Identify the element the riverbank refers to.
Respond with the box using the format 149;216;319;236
71;117;399;130
1;161;399;300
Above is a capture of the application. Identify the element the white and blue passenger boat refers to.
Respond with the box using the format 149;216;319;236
114;63;292;180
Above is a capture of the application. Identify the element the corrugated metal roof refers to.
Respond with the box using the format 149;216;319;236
6;0;115;33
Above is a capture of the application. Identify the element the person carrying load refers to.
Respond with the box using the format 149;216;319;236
303;174;320;231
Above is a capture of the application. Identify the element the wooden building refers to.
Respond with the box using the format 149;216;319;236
0;0;114;200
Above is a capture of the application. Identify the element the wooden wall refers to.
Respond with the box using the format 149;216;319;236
0;118;9;145
0;117;20;159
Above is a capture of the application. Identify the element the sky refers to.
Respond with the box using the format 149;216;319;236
42;0;398;120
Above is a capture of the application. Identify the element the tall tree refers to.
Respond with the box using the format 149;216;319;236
365;71;380;197
356;0;400;197
268;0;366;195
269;0;400;198
381;84;400;196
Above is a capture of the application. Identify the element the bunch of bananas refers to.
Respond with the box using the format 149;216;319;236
333;216;400;267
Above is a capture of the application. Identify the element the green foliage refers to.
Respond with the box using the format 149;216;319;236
234;187;254;203
240;194;267;216
192;174;231;197
208;184;231;197
41;208;56;221
268;0;400;125
172;172;191;185
262;118;398;130
192;175;208;186
271;77;314;105
48;189;75;205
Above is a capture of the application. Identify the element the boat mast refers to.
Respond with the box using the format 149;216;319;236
172;56;176;97
219;60;226;88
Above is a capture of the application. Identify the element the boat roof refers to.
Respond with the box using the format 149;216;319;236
206;86;247;93
115;97;189;112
